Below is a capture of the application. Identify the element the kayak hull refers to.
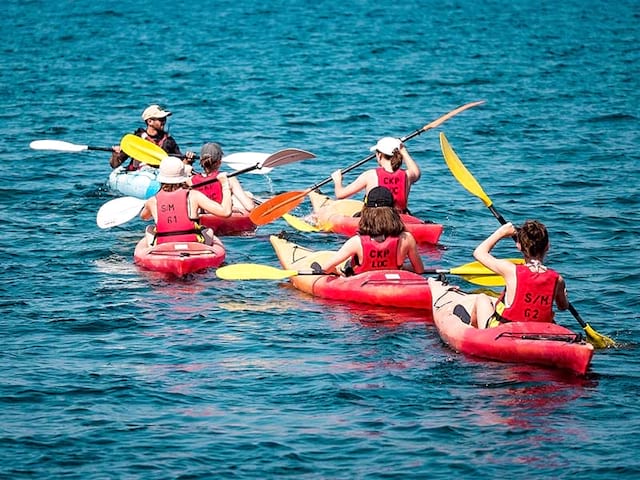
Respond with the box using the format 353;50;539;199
199;211;257;236
134;237;226;276
429;278;594;375
309;191;443;245
108;166;160;199
270;235;432;311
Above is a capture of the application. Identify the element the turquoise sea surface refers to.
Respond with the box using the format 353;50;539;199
1;1;639;478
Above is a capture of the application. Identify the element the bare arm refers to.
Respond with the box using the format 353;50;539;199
109;146;128;169
140;197;156;221
229;177;256;212
193;174;233;217
554;275;569;311
400;145;421;184
400;232;424;273
473;222;518;282
320;236;362;274
332;169;375;199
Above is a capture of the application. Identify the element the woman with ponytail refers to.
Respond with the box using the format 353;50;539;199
330;137;421;213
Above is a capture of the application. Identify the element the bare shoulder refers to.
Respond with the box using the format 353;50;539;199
399;231;417;243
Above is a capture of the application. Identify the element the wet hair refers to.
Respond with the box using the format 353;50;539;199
517;220;549;258
358;205;405;237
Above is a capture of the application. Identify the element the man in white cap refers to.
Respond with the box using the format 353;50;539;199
109;104;195;170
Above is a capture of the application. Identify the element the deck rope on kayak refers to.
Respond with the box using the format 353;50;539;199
433;277;469;310
148;250;218;257
495;332;584;343
360;278;430;286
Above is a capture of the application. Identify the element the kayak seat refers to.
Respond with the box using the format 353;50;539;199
454;304;472;325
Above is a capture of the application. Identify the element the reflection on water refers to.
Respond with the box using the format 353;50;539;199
448;362;599;468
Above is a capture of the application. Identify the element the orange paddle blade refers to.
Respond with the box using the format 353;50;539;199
249;190;307;225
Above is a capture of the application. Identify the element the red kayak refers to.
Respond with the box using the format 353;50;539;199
428;278;594;375
199;211;256;236
134;236;226;276
309;191;443;245
270;234;432;311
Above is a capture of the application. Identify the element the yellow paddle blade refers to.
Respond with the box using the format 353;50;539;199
457;274;505;287
583;324;617;349
439;132;493;208
446;258;524;286
449;258;524;276
120;134;168;166
216;263;297;280
282;214;320;232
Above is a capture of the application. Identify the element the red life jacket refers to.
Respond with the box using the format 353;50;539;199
154;189;202;244
191;171;222;202
141;131;169;148
352;235;400;274
497;264;560;323
376;168;408;212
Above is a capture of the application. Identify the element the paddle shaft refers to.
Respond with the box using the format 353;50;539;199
302;121;429;193
216;260;507;285
567;303;590;331
88;146;115;152
29;139;115;152
326;100;486;189
256;100;486;220
192;163;259;188
293;267;502;277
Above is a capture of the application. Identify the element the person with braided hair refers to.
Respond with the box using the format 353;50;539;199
189;142;255;213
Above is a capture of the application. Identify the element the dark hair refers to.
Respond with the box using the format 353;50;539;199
358;205;405;237
517;220;549;258
160;183;186;192
379;150;403;172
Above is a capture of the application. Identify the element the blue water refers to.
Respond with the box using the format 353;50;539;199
1;0;639;478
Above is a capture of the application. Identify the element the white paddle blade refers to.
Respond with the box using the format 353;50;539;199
262;149;316;169
96;197;146;229
226;162;273;174
30;140;88;152
221;148;314;174
222;152;271;174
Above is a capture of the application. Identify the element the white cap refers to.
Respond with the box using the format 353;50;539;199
369;137;401;156
142;104;172;121
156;156;188;184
